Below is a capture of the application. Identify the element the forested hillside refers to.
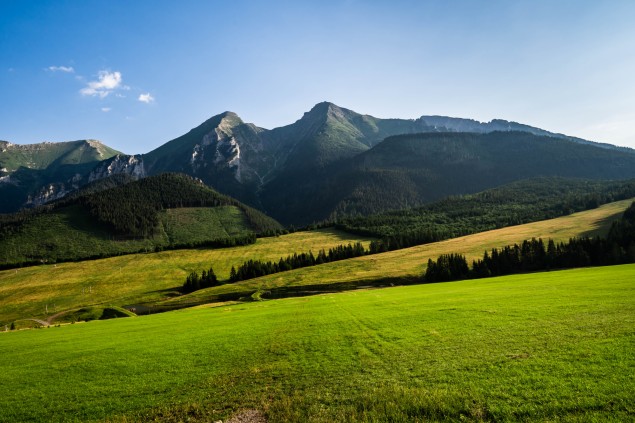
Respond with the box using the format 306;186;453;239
262;132;635;225
0;173;283;267
338;177;635;242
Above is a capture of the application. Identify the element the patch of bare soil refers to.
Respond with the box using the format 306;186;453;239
226;409;267;423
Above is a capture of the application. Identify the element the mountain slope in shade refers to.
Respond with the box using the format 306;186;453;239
260;131;635;225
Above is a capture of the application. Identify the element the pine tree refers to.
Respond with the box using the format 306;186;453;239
207;266;218;287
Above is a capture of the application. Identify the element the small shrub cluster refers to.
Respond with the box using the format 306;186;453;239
182;267;219;293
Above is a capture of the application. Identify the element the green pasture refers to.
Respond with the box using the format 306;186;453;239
1;264;634;422
0;228;369;324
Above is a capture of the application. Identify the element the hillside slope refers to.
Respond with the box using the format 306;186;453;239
0;173;283;267
0;228;369;324
163;198;633;308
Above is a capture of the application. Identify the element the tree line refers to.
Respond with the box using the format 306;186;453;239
179;242;368;293
229;242;367;282
424;201;635;282
182;266;219;293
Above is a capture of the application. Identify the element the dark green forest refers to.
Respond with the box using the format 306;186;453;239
338;177;635;251
262;131;635;226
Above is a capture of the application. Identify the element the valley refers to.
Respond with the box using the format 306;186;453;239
1;180;633;422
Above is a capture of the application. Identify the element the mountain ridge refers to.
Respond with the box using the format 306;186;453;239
2;102;634;222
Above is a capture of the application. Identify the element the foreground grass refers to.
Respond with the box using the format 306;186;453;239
0;228;370;324
1;264;634;422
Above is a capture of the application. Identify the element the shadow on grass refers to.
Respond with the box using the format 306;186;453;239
127;276;421;315
579;210;624;238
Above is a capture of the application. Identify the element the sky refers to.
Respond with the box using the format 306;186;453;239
1;0;634;154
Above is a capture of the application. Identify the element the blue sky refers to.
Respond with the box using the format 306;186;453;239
1;0;634;153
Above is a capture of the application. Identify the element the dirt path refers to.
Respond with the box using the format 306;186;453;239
46;310;70;324
22;318;49;327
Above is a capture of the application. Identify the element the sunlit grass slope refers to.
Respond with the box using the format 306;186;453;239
164;198;633;307
0;229;370;324
1;264;634;422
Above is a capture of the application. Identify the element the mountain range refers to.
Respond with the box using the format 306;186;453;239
2;102;635;224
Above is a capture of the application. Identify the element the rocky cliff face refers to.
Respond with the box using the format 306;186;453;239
88;155;146;182
142;112;273;194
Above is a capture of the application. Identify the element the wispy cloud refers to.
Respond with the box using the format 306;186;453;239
101;107;111;112
80;70;123;98
48;66;75;73
138;93;155;103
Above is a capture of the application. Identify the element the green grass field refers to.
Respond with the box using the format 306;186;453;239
1;264;634;422
0;229;370;325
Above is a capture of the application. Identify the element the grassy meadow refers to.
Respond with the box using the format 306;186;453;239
160;206;251;244
1;264;634;422
0;199;630;325
0;229;370;325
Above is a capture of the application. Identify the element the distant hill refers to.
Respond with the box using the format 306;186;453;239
0;173;283;268
3;102;635;224
0;139;120;212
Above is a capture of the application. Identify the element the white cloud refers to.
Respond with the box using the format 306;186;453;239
80;70;123;98
101;107;111;112
48;66;75;73
138;93;155;103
